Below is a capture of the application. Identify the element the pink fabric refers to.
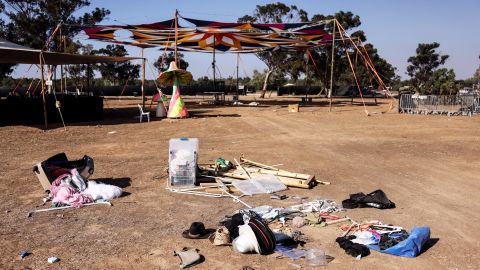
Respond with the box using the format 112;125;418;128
49;173;93;208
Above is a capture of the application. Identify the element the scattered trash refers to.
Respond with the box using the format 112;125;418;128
248;102;259;106
232;174;287;195
107;131;117;134
270;194;287;200
275;245;306;259
368;227;431;258
83;181;123;201
336;236;370;258
292;216;306;228
288;104;299;112
305;248;328;266
342;189;395;209
233;101;244;105
47;257;60;263
208;226;231;246
27;201;112;218
173;247;201;269
19;250;29;259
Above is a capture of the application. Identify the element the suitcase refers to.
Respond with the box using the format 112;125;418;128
33;153;94;192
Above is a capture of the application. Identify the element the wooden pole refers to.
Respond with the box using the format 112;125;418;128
305;50;309;102
40;53;48;130
212;34;216;91
329;19;336;111
236;53;239;101
174;9;179;65
141;48;146;109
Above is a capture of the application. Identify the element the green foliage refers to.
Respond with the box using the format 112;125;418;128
239;2;308;97
431;68;457;95
1;0;109;50
406;42;449;94
92;44;140;85
154;52;189;72
0;0;110;80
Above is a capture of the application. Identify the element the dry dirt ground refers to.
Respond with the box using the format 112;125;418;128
0;96;479;270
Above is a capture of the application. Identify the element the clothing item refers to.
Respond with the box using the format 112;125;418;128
222;213;245;241
173;247;201;269
49;174;93;208
336;236;370;258
351;231;380;246
379;230;410;250
232;224;260;254
342;189;396;209
209;226;231;246
182;222;213;239
82;181;123;201
248;216;276;255
368;227;431;258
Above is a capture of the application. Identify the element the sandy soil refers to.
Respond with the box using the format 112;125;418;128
0;96;479;270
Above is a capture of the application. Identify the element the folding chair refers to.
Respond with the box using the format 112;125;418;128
137;104;150;123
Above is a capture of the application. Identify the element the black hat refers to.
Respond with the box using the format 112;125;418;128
182;222;214;239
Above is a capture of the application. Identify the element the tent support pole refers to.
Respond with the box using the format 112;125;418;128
236;53;239;101
213;34;216;91
329;19;336;112
141;48;145;109
40;53;48;130
174;9;178;65
305;50;309;101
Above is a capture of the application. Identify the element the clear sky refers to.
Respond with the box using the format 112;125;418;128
12;0;480;80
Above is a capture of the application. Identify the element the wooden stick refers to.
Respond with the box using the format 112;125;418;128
239;157;282;171
234;158;251;179
315;179;331;185
325;217;351;226
242;167;312;180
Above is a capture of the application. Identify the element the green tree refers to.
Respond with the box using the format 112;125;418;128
92;44;140;85
0;0;109;80
406;42;449;94
431;68;457;95
1;0;109;50
239;2;308;98
154;52;189;72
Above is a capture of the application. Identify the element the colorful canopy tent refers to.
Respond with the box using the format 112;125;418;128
82;18;333;52
0;38;142;64
82;14;392;115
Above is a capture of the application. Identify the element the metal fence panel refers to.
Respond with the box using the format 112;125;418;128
399;94;478;116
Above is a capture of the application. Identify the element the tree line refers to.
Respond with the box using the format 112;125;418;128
0;1;479;96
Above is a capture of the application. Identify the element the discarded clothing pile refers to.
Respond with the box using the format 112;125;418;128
217;211;277;255
338;221;431;258
48;168;123;208
342;189;396;209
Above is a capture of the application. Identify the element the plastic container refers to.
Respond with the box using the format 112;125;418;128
169;138;198;186
305;249;327;266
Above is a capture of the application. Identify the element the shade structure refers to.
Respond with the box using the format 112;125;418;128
82;17;333;53
0;38;143;65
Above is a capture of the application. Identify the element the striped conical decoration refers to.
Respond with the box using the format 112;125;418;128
167;76;188;118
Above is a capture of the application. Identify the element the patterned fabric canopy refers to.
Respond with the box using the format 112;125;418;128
83;17;332;52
